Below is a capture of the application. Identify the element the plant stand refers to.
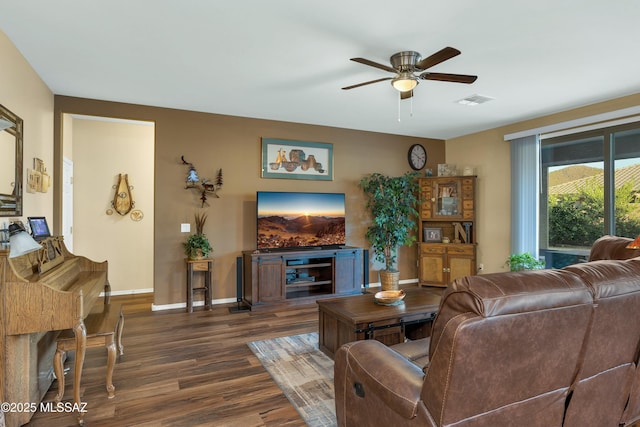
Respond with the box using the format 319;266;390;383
186;258;213;312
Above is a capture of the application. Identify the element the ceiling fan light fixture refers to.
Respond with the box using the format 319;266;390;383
391;73;418;92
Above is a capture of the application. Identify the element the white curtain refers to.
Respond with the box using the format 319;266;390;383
510;135;540;255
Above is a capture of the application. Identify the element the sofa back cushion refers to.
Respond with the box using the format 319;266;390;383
423;269;593;427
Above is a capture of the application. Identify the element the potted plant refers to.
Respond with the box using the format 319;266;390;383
359;171;420;290
505;252;545;271
183;211;213;259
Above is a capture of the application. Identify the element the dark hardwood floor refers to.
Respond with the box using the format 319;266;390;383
26;294;318;427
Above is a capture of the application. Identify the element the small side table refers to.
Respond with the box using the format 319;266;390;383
186;258;213;313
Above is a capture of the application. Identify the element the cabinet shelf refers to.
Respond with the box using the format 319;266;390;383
287;262;332;269
286;280;332;288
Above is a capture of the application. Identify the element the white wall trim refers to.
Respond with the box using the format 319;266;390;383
151;297;237;312
540;115;640;139
140;277;422;311
151;279;421;311
71;114;154;126
101;288;154;297
503;106;640;141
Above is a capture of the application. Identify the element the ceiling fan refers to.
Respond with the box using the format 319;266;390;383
342;47;477;99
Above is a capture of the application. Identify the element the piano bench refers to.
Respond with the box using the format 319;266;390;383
53;303;124;401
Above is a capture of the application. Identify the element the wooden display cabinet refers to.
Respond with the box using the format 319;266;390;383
418;176;477;287
242;247;363;310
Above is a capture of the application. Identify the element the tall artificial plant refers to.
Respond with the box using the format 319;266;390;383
359;171;420;272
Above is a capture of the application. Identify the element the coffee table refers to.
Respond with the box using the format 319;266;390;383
317;287;441;359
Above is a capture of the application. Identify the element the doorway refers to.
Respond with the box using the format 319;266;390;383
61;114;155;295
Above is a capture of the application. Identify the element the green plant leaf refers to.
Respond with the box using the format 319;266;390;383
505;252;545;271
183;233;213;258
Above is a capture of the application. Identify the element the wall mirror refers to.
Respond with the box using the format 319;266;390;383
0;104;23;216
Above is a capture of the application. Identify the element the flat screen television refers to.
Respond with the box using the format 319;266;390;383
256;191;346;250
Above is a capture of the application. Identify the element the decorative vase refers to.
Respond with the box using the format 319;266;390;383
379;270;400;291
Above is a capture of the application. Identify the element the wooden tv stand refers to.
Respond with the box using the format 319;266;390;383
242;246;363;311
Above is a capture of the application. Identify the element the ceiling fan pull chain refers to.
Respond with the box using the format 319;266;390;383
398;93;402;122
410;96;414;117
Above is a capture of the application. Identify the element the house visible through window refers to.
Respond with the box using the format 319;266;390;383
540;124;640;268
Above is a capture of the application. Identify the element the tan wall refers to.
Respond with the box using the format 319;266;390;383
6;27;640;305
71;117;155;294
53;96;445;307
446;92;640;274
0;30;54;224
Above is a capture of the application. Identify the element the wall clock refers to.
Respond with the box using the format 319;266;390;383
408;144;427;170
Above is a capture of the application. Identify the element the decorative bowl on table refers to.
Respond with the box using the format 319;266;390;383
374;289;406;306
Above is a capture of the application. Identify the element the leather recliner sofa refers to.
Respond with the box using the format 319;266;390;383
334;236;640;427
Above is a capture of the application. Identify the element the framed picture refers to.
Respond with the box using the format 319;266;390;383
26;169;40;193
261;138;333;180
423;227;443;243
34;158;45;173
437;163;457;177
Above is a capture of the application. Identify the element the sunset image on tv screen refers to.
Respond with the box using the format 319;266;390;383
257;192;346;249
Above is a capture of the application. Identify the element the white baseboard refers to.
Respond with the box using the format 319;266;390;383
105;278;421;312
151;297;237;312
100;288;154;297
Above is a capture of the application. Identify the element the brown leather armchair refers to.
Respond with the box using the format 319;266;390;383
335;269;594;426
334;236;640;427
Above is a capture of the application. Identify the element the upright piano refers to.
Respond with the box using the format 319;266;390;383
0;236;110;426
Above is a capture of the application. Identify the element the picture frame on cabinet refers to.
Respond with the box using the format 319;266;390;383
424;227;443;243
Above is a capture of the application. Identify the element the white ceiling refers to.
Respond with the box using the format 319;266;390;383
1;0;640;140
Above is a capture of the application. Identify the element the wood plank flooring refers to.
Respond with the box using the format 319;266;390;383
25;294;318;427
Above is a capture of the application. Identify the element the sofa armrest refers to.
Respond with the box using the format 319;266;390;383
335;340;425;419
589;235;636;261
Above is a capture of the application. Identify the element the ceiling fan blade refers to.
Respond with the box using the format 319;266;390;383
419;72;478;84
400;90;413;100
415;47;461;70
342;77;393;90
350;57;397;73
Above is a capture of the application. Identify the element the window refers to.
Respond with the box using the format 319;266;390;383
539;124;640;268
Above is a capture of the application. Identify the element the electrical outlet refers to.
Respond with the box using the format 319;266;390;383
478;263;484;271
181;223;190;233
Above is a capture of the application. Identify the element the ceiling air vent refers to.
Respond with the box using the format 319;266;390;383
456;94;494;106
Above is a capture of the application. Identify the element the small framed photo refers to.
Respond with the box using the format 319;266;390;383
27;169;40;193
437;163;457;177
423;227;443;243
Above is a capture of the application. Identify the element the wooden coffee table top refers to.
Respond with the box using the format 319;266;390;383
317;287;441;325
